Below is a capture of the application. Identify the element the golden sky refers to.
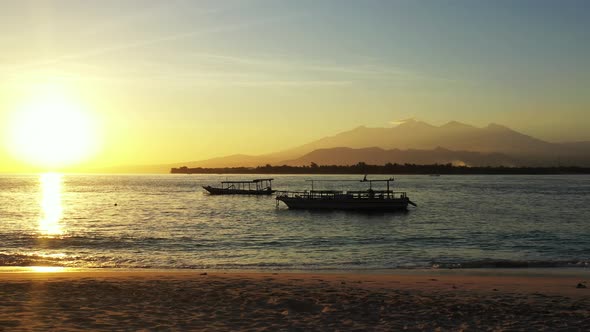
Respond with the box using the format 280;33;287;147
1;0;589;172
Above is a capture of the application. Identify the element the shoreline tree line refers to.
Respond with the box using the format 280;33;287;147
170;162;590;175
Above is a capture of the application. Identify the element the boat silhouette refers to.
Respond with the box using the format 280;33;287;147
203;178;275;195
276;177;416;211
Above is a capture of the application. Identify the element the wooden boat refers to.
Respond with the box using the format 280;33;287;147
276;177;416;211
203;178;275;195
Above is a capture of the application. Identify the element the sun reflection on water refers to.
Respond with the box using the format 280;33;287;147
30;266;65;273
39;173;64;236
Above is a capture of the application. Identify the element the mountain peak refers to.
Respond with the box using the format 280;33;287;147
441;121;475;129
396;119;435;129
353;125;367;129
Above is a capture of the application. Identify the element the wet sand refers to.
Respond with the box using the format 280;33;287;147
0;270;588;331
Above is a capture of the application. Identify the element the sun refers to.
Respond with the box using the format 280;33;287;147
7;85;100;169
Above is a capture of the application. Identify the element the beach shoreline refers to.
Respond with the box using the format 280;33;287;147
1;269;588;331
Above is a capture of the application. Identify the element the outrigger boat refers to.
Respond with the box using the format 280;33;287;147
276;177;416;211
203;178;275;195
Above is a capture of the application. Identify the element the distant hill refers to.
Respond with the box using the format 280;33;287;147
281;147;519;167
177;120;590;168
274;120;555;156
172;154;277;168
96;120;590;172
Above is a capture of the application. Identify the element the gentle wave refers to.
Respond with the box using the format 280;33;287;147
1;252;588;271
432;260;590;269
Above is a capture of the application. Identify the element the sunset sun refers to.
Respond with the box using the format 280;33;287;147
7;86;100;169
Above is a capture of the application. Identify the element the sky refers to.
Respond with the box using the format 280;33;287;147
1;0;589;171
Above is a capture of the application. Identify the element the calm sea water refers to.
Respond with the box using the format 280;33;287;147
0;174;589;271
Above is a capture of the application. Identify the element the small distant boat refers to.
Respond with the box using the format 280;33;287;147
203;178;275;195
276;177;416;211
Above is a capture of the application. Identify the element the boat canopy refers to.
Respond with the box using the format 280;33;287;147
305;177;395;192
215;178;274;191
221;178;274;184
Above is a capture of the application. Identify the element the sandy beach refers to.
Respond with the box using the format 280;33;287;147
0;269;588;331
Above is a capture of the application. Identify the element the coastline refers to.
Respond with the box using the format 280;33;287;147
1;268;588;330
171;166;590;175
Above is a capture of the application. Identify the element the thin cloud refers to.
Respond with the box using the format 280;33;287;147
389;118;416;126
5;14;297;75
80;1;232;38
228;80;353;87
175;51;454;84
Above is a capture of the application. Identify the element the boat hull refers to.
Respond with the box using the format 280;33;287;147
203;186;275;195
276;196;410;211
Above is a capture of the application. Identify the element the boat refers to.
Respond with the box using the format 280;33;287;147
203;178;275;195
276;177;416;211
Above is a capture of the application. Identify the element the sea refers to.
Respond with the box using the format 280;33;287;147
0;173;589;271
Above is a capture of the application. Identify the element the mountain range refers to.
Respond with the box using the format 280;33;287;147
102;120;590;172
173;120;590;169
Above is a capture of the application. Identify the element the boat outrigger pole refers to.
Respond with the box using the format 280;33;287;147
361;176;395;198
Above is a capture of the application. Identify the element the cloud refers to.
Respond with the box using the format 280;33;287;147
389;118;416;126
227;80;353;87
5;14;295;75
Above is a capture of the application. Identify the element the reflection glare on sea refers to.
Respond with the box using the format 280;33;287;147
38;173;64;236
30;266;65;273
